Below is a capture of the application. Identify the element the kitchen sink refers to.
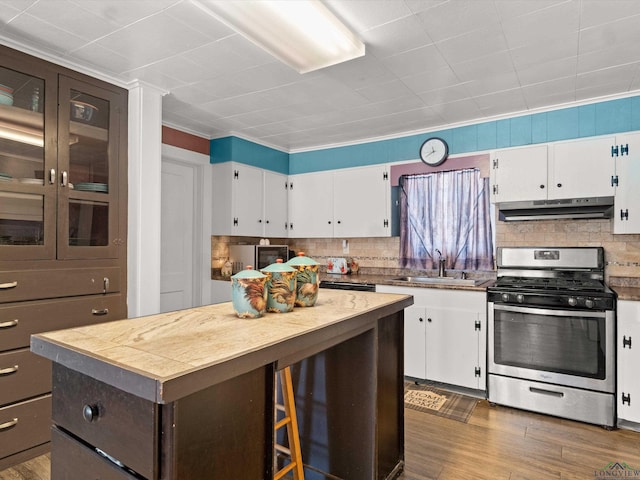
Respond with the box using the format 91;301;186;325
392;276;484;286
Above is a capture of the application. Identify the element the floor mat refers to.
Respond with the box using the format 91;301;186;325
404;383;478;423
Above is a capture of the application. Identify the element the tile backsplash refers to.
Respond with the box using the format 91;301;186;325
212;218;640;280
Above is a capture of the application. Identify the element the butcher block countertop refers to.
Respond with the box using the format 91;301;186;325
31;289;412;404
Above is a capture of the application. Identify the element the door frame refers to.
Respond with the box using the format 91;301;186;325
161;144;212;308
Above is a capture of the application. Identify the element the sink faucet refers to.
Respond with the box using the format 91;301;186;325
435;249;446;277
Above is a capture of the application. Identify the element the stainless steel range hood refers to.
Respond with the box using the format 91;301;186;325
498;196;614;221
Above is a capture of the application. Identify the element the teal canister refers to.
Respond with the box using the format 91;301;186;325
261;259;297;313
230;266;267;318
286;252;319;307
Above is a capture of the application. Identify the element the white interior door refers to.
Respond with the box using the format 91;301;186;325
160;160;194;313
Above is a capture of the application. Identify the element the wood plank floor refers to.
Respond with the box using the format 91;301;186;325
2;401;640;479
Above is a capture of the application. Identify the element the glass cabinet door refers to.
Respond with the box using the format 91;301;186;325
0;62;56;261
57;76;121;259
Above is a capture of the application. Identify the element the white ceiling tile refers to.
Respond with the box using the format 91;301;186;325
356;79;415;102
516;56;577;86
521;77;576;107
325;0;413;32
4;12;88;54
431;98;483;124
493;0;568;21
502;1;580;48
68;0;178;27
577;44;640;75
509;34;578;71
401;66;461;95
415;0;501;42
418;84;472;106
436;28;509;65
69;42;133;77
164;1;235;40
464;71;520;97
451;51;515;83
322;55;395;90
579;15;640;55
475;89;528;116
381;44;448;78
576;62;640;91
580;1;640;29
363;15;433;59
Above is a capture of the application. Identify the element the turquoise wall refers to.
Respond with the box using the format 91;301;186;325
211;95;640;175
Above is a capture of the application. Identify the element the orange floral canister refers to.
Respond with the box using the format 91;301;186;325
230;266;267;318
286;252;319;307
261;259;297;313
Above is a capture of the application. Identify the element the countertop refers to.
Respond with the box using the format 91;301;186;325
609;276;640;301
212;268;495;291
31;289;412;404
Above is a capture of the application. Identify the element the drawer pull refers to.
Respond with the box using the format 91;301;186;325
91;308;109;316
529;386;564;398
0;281;18;290
0;319;19;329
83;404;100;423
0;418;18;431
0;365;18;376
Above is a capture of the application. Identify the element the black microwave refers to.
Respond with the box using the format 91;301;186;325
228;244;290;273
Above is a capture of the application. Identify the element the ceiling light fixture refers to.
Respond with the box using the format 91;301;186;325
192;0;365;74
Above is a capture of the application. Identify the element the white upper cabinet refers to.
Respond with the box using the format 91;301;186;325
288;164;390;238
613;132;640;234
490;145;548;203
212;162;288;237
549;136;616;200
491;137;617;204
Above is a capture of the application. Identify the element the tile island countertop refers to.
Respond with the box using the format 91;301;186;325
31;289;413;404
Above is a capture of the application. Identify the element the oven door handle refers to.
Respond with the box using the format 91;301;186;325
529;386;564;398
490;303;606;318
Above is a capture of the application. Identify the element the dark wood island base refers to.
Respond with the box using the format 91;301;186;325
32;290;412;480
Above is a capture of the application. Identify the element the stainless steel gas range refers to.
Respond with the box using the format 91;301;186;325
487;247;616;428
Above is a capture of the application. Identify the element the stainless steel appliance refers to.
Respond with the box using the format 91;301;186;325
487;247;616;427
228;244;289;273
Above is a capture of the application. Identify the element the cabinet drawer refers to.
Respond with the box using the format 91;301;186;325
0;348;51;407
52;364;158;480
0;394;51;460
52;427;138;480
0;294;125;351
0;267;121;303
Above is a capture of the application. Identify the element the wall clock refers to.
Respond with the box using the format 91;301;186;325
419;137;448;166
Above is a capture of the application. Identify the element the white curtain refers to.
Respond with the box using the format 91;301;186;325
399;168;494;270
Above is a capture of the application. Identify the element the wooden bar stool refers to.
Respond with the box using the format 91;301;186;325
274;366;305;480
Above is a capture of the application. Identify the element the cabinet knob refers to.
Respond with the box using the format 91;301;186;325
82;404;100;423
539;185;545;189
418;317;423;322
557;183;562;188
427;318;432;322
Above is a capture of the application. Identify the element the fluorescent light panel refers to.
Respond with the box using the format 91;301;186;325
194;0;365;73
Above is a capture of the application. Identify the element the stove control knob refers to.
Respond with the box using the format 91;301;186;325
585;298;595;309
568;297;578;307
501;293;510;302
516;294;524;304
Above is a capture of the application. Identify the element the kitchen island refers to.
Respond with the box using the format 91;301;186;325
31;289;412;480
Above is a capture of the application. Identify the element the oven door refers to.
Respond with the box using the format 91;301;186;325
488;303;614;393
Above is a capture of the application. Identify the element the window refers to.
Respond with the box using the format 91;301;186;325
399;168;494;271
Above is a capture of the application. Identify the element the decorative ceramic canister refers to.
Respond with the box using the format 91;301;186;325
261;259;297;313
286;252;319;307
230;266;267;318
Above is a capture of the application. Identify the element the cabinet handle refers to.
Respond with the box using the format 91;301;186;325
556;183;562;188
103;277;109;294
427;318;432;322
49;168;56;185
92;309;109;316
83;404;100;423
0;281;18;290
539;184;545;189
0;365;18;376
0;319;18;329
61;170;68;187
0;418;18;432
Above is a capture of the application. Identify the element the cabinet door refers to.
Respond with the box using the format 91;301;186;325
57;76;124;260
425;307;480;389
613;133;640;234
288;171;333;238
617;300;640;423
263;171;288;238
490;145;548;203
233;164;264;237
549;136;616;200
333;165;390;237
0;55;56;261
404;306;426;379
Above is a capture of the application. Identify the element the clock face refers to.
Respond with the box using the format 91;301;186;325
419;137;448;166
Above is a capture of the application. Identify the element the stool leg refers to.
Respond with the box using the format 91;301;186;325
274;366;304;480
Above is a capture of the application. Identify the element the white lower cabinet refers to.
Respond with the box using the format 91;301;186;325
377;285;486;391
617;300;640;425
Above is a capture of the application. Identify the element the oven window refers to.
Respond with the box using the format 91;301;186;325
494;310;605;379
